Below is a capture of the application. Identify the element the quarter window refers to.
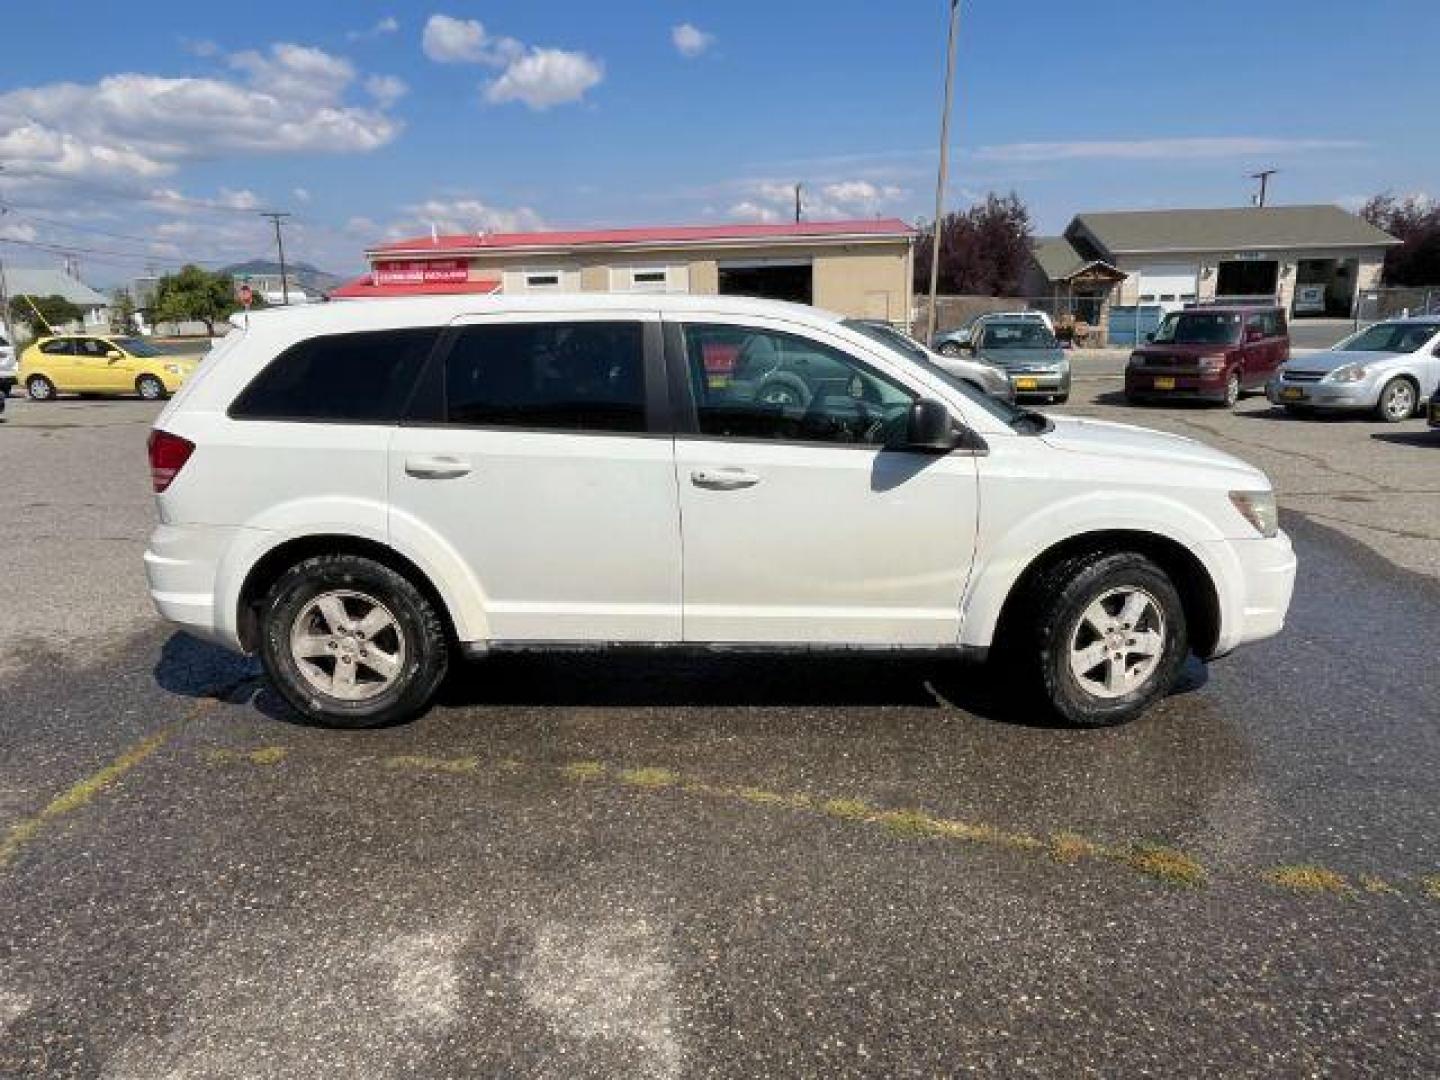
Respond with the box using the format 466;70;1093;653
230;328;440;422
439;321;646;433
681;324;915;446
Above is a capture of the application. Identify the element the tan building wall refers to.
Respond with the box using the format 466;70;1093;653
447;239;913;320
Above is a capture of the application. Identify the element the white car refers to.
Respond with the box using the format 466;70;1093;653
145;294;1295;729
0;330;16;413
1267;317;1440;421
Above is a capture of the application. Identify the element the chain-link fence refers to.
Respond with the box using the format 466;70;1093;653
1353;286;1440;326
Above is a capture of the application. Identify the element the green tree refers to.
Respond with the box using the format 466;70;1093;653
110;288;138;334
9;294;85;334
152;265;241;336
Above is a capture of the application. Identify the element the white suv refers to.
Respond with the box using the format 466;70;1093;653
144;294;1295;728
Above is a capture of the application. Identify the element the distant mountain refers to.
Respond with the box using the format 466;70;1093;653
222;259;345;294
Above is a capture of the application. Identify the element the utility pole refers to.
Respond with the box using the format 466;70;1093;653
259;211;292;305
794;183;803;224
1250;169;1277;208
926;0;961;343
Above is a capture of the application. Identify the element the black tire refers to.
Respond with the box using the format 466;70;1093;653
1375;377;1416;423
1053;393;1069;405
136;374;167;401
1221;371;1241;408
26;375;56;401
1282;404;1311;417
258;554;449;728
1022;551;1188;727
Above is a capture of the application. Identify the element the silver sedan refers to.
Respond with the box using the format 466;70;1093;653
1267;318;1440;422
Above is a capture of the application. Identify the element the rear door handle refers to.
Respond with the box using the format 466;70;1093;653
405;455;471;480
691;467;760;491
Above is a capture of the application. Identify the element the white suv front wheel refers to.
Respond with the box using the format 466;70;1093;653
259;554;449;727
1028;551;1189;727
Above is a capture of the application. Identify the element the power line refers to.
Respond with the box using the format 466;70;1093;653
259;211;293;305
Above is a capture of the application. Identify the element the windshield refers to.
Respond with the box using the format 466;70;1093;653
980;321;1056;349
842;318;1033;428
1334;322;1438;354
111;336;162;357
1153;312;1242;345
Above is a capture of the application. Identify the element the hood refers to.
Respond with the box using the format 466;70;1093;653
1132;341;1233;359
1040;415;1264;481
1283;349;1402;375
974;346;1065;369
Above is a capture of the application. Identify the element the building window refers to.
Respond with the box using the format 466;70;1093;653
524;272;561;290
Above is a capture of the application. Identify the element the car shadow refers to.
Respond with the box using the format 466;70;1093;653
153;630;1210;732
1370;430;1440;447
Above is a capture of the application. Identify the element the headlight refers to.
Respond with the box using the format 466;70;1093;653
164;363;183;375
1327;362;1369;383
1229;490;1278;538
1198;356;1226;373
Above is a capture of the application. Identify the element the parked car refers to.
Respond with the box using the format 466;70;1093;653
1429;384;1440;429
844;318;1013;402
1266;317;1440;422
0;330;15;415
1125;306;1289;407
933;310;1053;356
145;293;1294;730
964;317;1070;403
19;334;201;401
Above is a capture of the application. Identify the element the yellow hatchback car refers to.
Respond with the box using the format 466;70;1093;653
19;335;201;401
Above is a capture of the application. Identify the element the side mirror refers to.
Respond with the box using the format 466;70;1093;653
105;349;122;360
900;398;959;452
1143;332;1155;343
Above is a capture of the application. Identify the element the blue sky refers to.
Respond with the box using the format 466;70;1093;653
0;1;1435;285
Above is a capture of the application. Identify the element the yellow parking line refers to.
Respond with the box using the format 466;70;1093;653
0;699;213;871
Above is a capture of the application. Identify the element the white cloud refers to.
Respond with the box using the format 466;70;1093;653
974;136;1365;163
385;197;545;239
672;23;714;58
483;49;603;111
422;14;521;65
293;186;311;203
725;178;908;222
365;74;409;107
0;42;402;189
423;14;602;110
348;16;400;42
217;187;260;210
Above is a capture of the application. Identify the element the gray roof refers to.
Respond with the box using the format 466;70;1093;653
1030;235;1123;282
1070;204;1398;255
2;267;109;307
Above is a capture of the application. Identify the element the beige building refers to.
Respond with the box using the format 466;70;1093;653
347;219;917;322
1025;205;1398;322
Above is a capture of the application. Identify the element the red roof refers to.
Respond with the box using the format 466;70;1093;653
329;276;502;299
370;218;916;255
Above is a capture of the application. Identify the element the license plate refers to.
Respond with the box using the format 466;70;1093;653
1014;377;1038;391
1281;387;1305;401
1153;376;1175;390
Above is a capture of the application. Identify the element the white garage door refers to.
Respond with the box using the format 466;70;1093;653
1134;264;1198;312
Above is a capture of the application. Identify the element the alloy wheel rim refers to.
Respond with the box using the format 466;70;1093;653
289;589;406;702
140;379;161;399
1386;384;1413;419
1068;586;1167;700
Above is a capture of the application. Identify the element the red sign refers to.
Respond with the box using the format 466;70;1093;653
238;284;254;308
373;259;471;286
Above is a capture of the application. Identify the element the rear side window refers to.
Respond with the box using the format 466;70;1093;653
434;321;646;433
40;339;74;355
230;329;440;422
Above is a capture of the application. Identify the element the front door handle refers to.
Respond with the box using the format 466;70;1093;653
691;467;760;491
405;455;471;480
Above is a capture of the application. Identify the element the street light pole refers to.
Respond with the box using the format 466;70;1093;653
926;0;961;344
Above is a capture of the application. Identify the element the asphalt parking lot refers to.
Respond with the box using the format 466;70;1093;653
1;375;1438;1077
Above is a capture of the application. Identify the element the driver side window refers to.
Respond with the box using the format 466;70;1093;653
681;323;915;446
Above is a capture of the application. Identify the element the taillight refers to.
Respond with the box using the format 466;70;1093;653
148;430;195;493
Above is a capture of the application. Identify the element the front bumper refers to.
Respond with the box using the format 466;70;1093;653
1002;367;1070;399
1208;531;1297;658
1265;376;1376;411
1125;369;1229;401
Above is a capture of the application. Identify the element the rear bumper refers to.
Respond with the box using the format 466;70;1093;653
1209;531;1297;658
143;523;244;651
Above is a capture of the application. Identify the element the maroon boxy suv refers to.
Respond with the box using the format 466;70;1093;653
1125;306;1289;407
